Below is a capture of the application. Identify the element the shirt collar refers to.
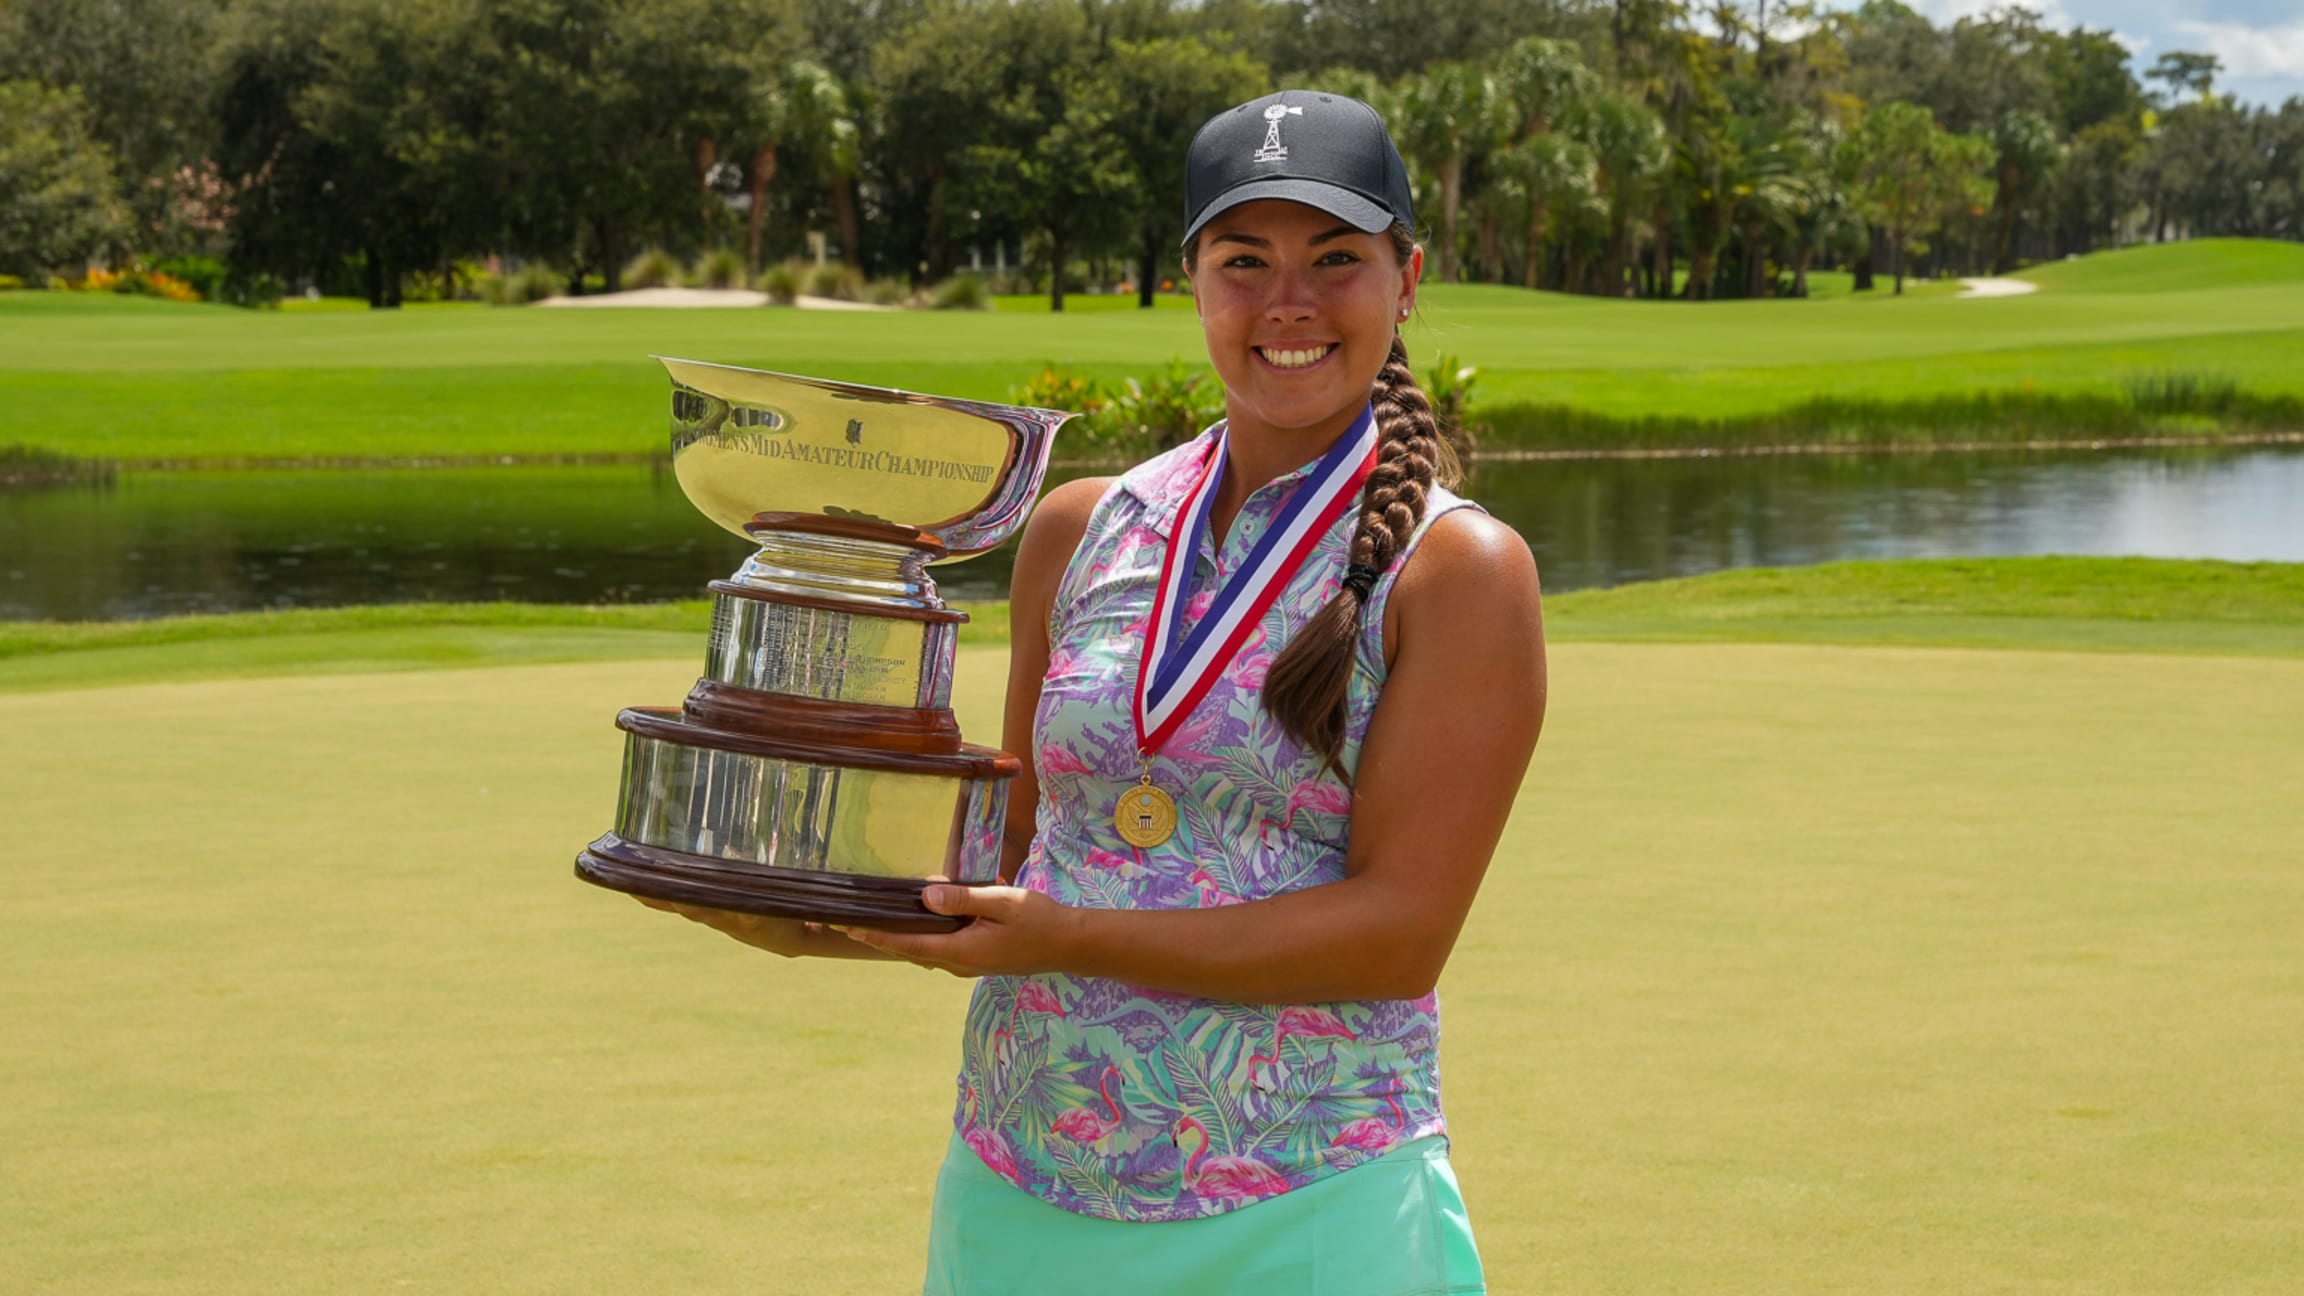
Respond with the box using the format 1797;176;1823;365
1124;410;1370;541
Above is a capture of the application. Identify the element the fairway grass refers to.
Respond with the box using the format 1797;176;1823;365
6;240;2301;461
4;642;2299;1294
5;558;2298;694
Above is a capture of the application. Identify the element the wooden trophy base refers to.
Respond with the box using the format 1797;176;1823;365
576;832;973;934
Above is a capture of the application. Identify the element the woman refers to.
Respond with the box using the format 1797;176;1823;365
651;90;1545;1294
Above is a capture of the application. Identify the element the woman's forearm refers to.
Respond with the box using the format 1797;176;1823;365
1054;875;1443;1004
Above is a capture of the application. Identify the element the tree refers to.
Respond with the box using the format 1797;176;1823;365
1833;0;1946;112
1849;99;1993;293
736;61;850;273
1103;36;1269;308
0;0;229;245
2039;27;2144;136
0;80;123;278
1578;88;1668;295
1394;62;1505;282
978;66;1138;311
1925;7;2052;136
496;0;799;292
1492;132;1595;288
1987;108;2061;272
2146;97;2262;240
1489;38;1597;290
1784;111;1863;297
1725;105;1818;297
875;1;1037;282
2050;117;2141;254
1282;0;1561;84
2148;52;2220;103
291;0;498;307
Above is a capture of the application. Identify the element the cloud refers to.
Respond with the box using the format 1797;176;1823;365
2169;18;2304;78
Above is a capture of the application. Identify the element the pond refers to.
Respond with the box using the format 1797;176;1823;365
3;446;2299;622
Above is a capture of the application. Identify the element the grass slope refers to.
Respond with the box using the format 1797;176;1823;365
1547;556;2304;655
0;598;1008;693
4;240;2300;460
3;642;2299;1294
3;558;2297;694
2014;237;2304;294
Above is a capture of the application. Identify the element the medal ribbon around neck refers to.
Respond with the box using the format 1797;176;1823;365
1133;405;1380;761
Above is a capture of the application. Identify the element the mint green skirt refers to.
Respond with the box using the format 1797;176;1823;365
922;1130;1486;1295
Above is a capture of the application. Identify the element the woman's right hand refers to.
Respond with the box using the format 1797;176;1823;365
632;895;903;961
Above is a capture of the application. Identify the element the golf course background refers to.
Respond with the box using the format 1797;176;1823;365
6;239;2304;464
5;234;2302;1291
4;559;2302;1293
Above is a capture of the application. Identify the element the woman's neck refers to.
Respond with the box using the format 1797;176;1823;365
1206;402;1366;545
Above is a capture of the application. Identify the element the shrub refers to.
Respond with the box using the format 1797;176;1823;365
0;274;24;291
1422;353;1483;450
398;269;454;303
1101;361;1225;452
75;265;200;302
483;262;561;305
1015;366;1106;419
931;274;989;310
220;270;284;309
864;275;910;307
758;259;804;305
1;443;115;486
152;255;227;301
623;247;683;290
806;261;862;301
693;247;746;290
1014;362;1225;458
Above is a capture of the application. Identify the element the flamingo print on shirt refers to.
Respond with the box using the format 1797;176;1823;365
1330;1094;1407;1157
1052;1066;1126;1145
952;426;1482;1222
1174;1116;1290;1202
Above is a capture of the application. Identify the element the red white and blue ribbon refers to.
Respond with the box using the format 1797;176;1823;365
1133;406;1379;756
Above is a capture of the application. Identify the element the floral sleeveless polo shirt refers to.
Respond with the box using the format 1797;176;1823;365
951;422;1481;1223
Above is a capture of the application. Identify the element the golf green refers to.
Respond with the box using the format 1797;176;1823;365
6;239;2301;461
3;641;2298;1293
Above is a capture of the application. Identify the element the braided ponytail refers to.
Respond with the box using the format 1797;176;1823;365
1262;325;1463;773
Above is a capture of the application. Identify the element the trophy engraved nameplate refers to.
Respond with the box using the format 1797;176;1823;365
575;359;1071;932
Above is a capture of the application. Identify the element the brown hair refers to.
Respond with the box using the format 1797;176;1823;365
1185;222;1467;774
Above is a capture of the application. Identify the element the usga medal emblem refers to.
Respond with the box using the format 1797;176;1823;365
1115;775;1178;849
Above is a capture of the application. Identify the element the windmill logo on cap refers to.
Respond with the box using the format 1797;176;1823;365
1253;103;1304;164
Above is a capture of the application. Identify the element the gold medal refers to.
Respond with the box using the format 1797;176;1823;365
1114;762;1177;848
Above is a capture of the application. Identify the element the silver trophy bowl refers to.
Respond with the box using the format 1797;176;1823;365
575;360;1072;931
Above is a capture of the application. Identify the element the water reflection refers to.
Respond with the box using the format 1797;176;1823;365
2;447;2297;622
1466;446;2304;592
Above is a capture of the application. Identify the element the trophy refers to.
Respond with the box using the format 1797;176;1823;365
575;359;1071;932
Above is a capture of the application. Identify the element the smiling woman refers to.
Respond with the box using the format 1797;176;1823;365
647;89;1546;1296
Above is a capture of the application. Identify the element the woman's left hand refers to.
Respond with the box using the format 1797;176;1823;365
843;884;1082;978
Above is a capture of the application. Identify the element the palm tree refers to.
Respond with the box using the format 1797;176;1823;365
1726;108;1814;297
819;78;866;271
1492;133;1597;289
1394;62;1505;282
1492;37;1598;289
1577;88;1669;296
1786;113;1862;298
744;61;849;275
1989;108;2063;273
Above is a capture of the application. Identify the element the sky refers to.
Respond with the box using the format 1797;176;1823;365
1837;0;2304;109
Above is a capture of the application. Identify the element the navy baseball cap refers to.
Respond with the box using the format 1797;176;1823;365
1182;90;1417;248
